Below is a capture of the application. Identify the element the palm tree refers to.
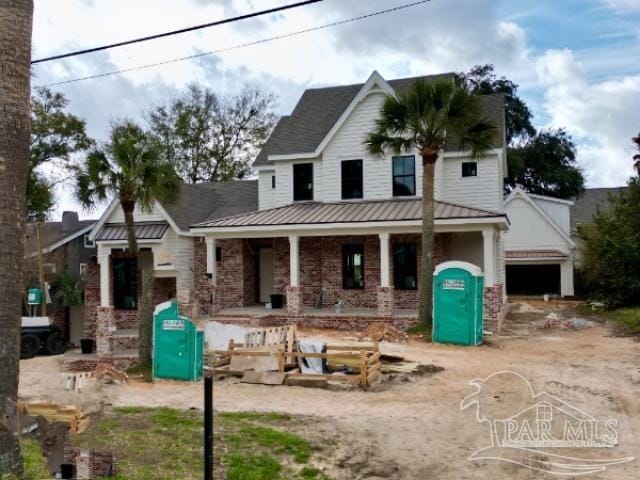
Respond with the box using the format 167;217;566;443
51;273;83;342
0;0;33;475
365;79;496;325
633;132;640;176
76;121;180;365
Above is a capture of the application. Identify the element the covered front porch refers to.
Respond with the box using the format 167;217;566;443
192;199;510;331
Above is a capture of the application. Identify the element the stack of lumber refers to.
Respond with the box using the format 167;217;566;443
19;401;89;433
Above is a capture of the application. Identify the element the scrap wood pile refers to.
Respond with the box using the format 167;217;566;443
19;401;89;433
208;324;382;388
358;322;408;343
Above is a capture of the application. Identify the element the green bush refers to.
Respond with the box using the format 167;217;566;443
579;177;640;308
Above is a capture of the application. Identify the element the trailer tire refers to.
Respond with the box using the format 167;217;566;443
21;334;41;359
44;328;66;356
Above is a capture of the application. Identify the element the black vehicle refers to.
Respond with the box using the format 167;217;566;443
20;317;66;359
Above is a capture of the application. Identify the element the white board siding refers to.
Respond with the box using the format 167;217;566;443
107;203;165;223
532;198;570;235
153;230;195;294
272;158;322;207
442;154;502;212
258;170;277;210
503;197;570;251
450;232;484;270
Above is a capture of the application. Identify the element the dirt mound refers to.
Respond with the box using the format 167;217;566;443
359;323;408;343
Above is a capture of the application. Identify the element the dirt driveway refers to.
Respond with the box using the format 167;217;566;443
19;303;640;479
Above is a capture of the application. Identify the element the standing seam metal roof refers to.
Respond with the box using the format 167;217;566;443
95;222;169;241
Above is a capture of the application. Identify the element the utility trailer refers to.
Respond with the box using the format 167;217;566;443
20;316;66;359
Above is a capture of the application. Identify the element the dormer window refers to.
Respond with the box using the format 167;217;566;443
392;156;416;197
293;163;313;201
462;162;478;177
341;159;363;199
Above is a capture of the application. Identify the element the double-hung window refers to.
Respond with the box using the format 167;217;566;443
293;163;313;201
341;159;363;199
393;243;417;290
342;244;364;289
113;257;137;310
392;155;416;196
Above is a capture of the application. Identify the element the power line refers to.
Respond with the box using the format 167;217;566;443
36;0;431;87
31;0;323;64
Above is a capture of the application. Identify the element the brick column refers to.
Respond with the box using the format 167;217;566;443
177;288;193;318
286;286;303;316
209;285;221;314
96;306;115;358
377;286;394;317
484;283;504;333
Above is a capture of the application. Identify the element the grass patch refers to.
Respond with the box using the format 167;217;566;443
221;411;291;423
225;426;312;463
226;453;282;480
607;308;640;334
406;323;432;341
21;439;50;480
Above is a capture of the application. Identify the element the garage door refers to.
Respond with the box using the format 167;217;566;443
506;264;561;296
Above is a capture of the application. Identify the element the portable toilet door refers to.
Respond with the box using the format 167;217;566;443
433;261;484;346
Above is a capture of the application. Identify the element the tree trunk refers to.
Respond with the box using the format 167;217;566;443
120;198;139;254
0;0;33;475
137;269;154;368
418;157;436;326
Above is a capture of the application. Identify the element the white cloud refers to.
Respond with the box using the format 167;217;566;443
605;0;640;11
536;49;640;186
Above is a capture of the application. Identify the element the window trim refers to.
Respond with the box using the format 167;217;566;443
84;234;95;248
342;244;365;290
392;155;416;197
293;163;314;201
393;242;418;290
461;161;478;177
341;159;364;200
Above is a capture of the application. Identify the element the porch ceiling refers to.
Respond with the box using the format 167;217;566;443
191;198;506;230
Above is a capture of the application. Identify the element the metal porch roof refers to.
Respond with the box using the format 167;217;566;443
95;222;169;241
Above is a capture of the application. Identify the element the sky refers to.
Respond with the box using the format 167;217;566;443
31;0;640;220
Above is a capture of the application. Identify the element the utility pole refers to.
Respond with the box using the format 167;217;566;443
36;221;47;316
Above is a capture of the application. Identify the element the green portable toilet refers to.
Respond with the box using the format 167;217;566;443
153;301;204;381
433;261;484;346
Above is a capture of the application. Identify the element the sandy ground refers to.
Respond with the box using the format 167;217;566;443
19;303;640;479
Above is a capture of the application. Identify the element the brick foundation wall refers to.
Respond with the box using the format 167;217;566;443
64;444;116;479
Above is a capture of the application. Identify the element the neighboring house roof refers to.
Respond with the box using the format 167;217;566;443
25;220;96;257
192;198;506;229
570;187;627;231
95;222;170;241
505;250;569;259
91;180;258;239
254;72;505;167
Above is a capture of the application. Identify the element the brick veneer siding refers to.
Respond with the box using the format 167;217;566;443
83;261;100;339
377;286;394;316
484;283;505;333
190;233;452;314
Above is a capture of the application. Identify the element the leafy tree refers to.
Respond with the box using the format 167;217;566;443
633;132;640;175
458;64;585;199
579;177;640;308
147;84;276;184
456;64;535;145
508;129;584;199
29;87;93;220
75;121;180;366
366;79;496;325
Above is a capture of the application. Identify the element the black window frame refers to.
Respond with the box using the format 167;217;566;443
271;175;276;189
392;155;416;197
462;161;478;177
393;243;417;290
216;247;222;262
293;163;313;201
112;257;137;310
341;159;363;200
342;244;365;290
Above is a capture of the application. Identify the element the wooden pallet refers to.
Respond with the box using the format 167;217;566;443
18;401;90;433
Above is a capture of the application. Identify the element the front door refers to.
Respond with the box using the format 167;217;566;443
259;248;274;303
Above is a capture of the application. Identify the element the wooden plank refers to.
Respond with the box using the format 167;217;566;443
325;344;378;352
230;354;279;372
286;373;362;383
284;376;328;388
359;351;367;387
367;351;381;365
368;370;382;385
241;371;286;385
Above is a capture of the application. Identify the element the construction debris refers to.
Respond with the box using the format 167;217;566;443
358;323;408;343
241;371;287;385
19;401;89;434
94;363;128;384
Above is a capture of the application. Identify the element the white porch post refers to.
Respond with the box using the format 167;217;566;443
482;228;496;285
205;237;217;285
289;235;299;287
379;233;391;287
98;249;111;307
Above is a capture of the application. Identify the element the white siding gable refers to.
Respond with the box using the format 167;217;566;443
106;202;166;224
503;197;571;252
258;170;277;210
442;154;502;212
532;197;571;235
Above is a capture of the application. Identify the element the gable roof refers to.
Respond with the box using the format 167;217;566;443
191;198;506;229
253;71;505;168
570;187;627;231
505;187;575;247
25;220;96;257
91;180;258;239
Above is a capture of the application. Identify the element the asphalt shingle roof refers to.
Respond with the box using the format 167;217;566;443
192;198;505;229
570;187;628;231
254;73;505;167
25;219;95;256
